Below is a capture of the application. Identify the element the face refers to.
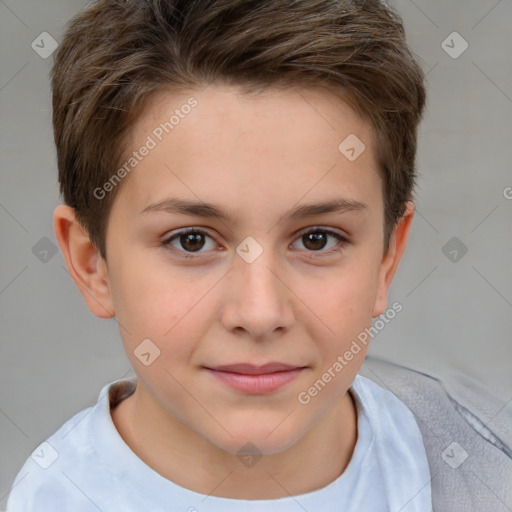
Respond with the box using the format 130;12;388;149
70;84;411;456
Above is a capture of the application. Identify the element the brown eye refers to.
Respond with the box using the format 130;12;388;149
179;232;206;252
292;228;349;255
163;229;216;255
302;231;329;251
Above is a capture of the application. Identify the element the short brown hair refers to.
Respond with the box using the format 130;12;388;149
51;0;426;260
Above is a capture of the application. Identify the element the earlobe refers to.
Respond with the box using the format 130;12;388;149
53;205;115;318
372;202;415;317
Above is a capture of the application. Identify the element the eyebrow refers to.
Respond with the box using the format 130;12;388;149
139;197;367;222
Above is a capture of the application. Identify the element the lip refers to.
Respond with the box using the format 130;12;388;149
203;363;306;394
207;362;302;374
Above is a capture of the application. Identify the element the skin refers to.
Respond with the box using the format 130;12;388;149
54;84;414;499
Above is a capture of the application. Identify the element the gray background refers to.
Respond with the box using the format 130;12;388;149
1;0;511;505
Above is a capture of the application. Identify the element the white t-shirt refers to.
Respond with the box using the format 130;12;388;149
6;375;433;512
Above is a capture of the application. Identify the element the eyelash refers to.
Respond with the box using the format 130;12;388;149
162;227;350;260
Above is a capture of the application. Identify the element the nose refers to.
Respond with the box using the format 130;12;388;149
219;247;295;340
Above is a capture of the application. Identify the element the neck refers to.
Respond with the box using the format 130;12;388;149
111;381;358;499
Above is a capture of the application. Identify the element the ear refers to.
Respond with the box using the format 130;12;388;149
372;201;415;317
53;205;115;318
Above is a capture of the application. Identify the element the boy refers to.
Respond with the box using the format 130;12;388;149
7;0;432;510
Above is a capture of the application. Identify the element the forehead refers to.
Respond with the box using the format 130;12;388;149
115;84;382;221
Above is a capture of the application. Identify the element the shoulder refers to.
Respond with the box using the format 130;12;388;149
6;379;131;512
6;407;95;511
351;372;421;432
360;356;512;512
350;372;433;511
351;373;428;461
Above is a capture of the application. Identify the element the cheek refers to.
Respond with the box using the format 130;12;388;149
302;262;378;332
109;254;200;347
302;273;375;399
118;271;228;378
112;248;184;316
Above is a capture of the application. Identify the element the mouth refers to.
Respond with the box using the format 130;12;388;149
203;362;308;394
206;362;305;374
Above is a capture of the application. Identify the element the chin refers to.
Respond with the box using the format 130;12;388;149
205;422;304;457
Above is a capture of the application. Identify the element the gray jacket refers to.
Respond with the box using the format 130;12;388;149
361;356;512;511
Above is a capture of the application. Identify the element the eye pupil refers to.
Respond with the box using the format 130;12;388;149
181;232;205;252
303;232;327;251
